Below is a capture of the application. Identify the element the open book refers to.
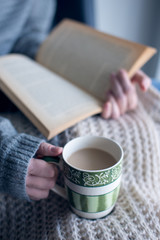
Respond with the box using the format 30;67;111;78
0;19;156;139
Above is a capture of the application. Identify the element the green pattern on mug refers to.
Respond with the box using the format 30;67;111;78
67;185;120;213
64;161;122;187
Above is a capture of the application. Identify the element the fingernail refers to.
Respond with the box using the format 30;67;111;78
104;102;109;108
141;81;146;91
102;102;111;119
51;146;63;152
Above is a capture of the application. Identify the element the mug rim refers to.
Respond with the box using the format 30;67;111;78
62;136;123;173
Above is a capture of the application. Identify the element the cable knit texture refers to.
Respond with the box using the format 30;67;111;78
0;86;160;239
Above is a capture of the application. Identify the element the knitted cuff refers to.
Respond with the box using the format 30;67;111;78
0;133;44;201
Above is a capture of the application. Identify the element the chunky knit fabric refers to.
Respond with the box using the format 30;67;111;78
0;86;160;239
0;116;44;200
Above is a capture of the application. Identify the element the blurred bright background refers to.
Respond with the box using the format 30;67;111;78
94;0;160;81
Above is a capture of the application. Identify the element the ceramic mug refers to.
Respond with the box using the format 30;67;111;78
43;136;123;219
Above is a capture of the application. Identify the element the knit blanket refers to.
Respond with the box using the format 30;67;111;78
0;86;160;240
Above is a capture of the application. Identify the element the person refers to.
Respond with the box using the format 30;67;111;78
0;0;151;201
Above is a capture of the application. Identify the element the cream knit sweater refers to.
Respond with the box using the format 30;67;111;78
1;86;160;240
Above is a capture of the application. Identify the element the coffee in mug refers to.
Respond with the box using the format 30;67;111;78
67;148;117;170
43;136;123;219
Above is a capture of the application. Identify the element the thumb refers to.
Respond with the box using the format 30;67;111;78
131;70;151;92
36;142;63;156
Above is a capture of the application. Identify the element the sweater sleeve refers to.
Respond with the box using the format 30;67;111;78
0;117;43;201
11;0;57;59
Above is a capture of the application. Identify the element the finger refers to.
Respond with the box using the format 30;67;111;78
26;187;49;200
117;69;132;93
102;101;112;119
110;73;127;114
110;73;124;98
131;70;151;91
116;69;138;111
36;142;63;156
108;94;121;119
28;158;57;178
126;85;138;110
26;175;57;190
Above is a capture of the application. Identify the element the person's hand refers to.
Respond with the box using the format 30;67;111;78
102;69;151;119
26;142;63;200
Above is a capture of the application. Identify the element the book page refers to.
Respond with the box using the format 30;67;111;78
37;20;156;102
0;55;102;138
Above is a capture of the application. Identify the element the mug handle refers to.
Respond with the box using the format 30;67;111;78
42;156;68;200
